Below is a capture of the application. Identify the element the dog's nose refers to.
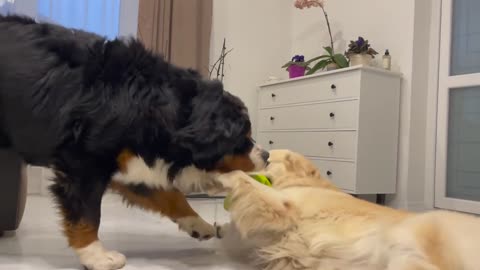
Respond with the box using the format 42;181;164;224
261;150;270;163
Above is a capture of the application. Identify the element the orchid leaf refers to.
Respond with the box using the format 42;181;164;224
333;54;349;68
282;61;295;68
323;46;334;56
306;59;330;75
304;55;330;65
282;61;309;70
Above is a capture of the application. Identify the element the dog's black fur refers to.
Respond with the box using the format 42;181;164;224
0;15;253;227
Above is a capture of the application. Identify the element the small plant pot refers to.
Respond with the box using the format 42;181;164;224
326;63;338;71
349;54;372;66
288;65;306;78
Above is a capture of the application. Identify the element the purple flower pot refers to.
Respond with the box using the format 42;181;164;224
288;65;305;78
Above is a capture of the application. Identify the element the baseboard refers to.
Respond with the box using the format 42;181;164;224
26;166;42;195
407;201;430;212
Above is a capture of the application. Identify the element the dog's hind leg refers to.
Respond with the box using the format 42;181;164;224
217;171;298;239
109;181;218;240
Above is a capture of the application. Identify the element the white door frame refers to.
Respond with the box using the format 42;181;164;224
432;0;480;214
424;0;442;210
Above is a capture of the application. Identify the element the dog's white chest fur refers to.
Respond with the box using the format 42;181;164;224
112;156;171;189
112;156;217;193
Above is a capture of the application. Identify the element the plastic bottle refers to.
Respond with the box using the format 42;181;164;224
382;49;392;70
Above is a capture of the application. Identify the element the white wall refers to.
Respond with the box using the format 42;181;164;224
210;0;292;135
119;0;138;38
12;0;37;17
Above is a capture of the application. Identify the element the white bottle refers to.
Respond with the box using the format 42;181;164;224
382;49;392;70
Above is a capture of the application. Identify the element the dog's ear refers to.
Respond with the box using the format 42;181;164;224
174;118;247;169
174;81;250;169
284;152;321;178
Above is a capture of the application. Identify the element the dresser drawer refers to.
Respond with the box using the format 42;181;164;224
258;131;357;159
258;100;358;131
311;159;356;191
259;72;360;108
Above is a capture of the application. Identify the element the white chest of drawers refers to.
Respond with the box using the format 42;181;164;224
257;66;401;195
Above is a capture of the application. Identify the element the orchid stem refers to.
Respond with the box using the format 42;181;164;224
322;7;334;53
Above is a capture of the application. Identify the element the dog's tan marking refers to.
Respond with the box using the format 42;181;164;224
61;215;99;249
217;154;256;173
116;148;135;173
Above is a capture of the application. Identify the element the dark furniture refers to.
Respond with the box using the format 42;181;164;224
0;149;27;235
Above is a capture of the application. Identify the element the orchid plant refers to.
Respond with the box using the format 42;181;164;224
293;0;348;74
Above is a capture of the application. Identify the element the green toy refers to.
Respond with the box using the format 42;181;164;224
223;174;272;210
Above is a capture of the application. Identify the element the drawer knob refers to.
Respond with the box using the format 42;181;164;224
331;84;336;90
269;140;274;145
270;116;275;121
328;141;334;147
329;112;335;118
326;170;333;176
271;93;276;98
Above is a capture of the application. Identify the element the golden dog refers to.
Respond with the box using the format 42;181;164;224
216;150;480;270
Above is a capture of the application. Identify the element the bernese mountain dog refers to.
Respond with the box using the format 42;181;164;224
0;15;269;270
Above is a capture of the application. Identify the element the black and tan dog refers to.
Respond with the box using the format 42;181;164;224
0;15;268;270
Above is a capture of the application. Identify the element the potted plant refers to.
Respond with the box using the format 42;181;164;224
293;0;349;75
282;55;309;78
305;46;348;75
345;36;378;66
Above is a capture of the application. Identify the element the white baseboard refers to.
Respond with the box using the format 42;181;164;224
26;166;42;195
407;201;431;212
40;168;54;196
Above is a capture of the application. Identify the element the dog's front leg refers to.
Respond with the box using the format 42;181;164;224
51;171;126;270
110;181;218;241
216;171;298;239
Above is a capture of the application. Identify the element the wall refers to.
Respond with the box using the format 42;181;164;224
290;0;434;210
11;0;36;17
119;0;138;38
210;0;292;135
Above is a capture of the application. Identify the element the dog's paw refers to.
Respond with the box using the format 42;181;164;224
177;216;216;241
77;241;126;270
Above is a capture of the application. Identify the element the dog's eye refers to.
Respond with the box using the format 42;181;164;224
233;138;254;154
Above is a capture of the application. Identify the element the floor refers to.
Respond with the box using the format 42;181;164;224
0;195;253;270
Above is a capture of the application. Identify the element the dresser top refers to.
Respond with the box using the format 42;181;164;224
259;65;402;88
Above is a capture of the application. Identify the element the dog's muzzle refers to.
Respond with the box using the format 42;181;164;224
250;145;270;171
261;150;270;165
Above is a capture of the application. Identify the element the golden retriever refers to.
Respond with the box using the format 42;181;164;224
215;150;480;270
